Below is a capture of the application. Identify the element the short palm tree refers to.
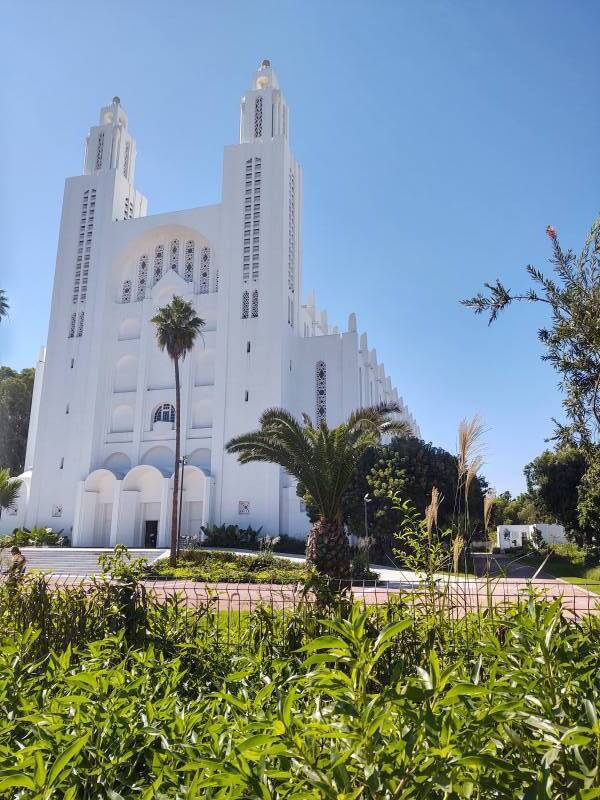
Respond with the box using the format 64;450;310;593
226;404;411;577
0;468;21;519
0;290;8;323
151;297;204;567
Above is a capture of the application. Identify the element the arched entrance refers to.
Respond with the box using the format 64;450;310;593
79;469;118;547
122;464;166;547
169;465;210;541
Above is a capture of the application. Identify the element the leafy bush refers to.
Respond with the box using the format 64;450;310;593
0;526;66;548
0;594;600;797
200;522;263;549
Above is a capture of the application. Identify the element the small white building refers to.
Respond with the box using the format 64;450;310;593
3;60;418;548
496;524;567;550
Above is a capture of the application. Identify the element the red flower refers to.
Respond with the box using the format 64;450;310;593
546;225;557;241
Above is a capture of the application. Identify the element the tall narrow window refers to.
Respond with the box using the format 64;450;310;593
251;290;259;318
76;311;85;338
215;270;219;292
242;291;250;319
95;132;104;170
121;279;132;303
315;361;327;423
169;239;180;272
153;244;164;284
122;141;130;178
254;96;263;138
241;157;261;284
198;246;210;293
185;240;195;283
68;313;76;339
136;254;148;300
288;169;296;292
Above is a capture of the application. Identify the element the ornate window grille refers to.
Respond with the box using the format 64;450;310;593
153;244;164;283
184;240;195;283
123;141;130;178
96;132;104;170
68;312;76;339
76;311;85;338
315;361;327;423
288;169;296;292
251;290;259;318
254;96;263;138
238;500;250;515
242;157;261;284
199;247;210;293
153;403;175;424
169;239;180;272
242;291;250;319
136;254;148;301
121;280;132;303
215;270;219;292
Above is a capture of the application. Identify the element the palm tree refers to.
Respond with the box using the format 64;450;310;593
0;290;8;323
0;468;21;520
226;404;411;577
151;296;204;567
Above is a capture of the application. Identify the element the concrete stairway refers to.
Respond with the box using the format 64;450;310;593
14;548;169;575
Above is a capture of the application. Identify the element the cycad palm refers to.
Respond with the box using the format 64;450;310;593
226;404;410;577
151;296;204;566
0;468;21;519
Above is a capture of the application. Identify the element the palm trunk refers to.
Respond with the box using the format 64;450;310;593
170;357;181;567
305;517;351;578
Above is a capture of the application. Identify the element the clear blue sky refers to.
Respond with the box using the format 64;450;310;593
1;1;599;496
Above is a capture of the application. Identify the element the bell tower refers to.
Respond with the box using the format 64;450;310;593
84;96;137;183
239;59;290;143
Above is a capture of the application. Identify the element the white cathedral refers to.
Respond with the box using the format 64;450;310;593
3;61;419;547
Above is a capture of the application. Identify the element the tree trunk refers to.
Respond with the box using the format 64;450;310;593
170;357;181;568
305;517;351;578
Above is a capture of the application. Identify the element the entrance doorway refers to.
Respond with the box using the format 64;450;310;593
144;520;158;548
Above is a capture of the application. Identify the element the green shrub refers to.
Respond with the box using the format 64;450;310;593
150;548;309;584
200;522;263;549
1;596;600;797
0;526;65;548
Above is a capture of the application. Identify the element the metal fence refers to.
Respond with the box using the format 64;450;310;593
1;572;599;658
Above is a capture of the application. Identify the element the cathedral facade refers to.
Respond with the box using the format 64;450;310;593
3;61;419;547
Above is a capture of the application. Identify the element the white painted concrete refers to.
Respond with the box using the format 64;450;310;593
4;61;419;545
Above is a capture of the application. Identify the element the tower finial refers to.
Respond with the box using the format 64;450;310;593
259;59;271;70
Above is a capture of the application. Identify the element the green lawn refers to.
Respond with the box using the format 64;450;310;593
532;545;600;593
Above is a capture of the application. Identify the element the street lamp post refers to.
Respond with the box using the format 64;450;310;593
363;493;372;566
177;455;188;556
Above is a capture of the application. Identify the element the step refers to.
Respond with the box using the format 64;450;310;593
4;548;169;575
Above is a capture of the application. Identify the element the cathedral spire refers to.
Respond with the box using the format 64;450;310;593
239;59;289;144
83;96;137;182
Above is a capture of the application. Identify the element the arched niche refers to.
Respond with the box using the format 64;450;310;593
103;452;131;478
140;445;174;477
122;464;164;501
118;317;141;341
114;354;138;393
111;404;134;434
189;447;211;473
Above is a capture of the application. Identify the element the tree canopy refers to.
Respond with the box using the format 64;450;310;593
0;366;34;475
462;219;600;448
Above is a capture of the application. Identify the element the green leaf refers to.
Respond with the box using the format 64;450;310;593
0;776;37;791
373;619;412;652
237;734;280;753
299;636;351;652
584;698;598;727
47;734;90;786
